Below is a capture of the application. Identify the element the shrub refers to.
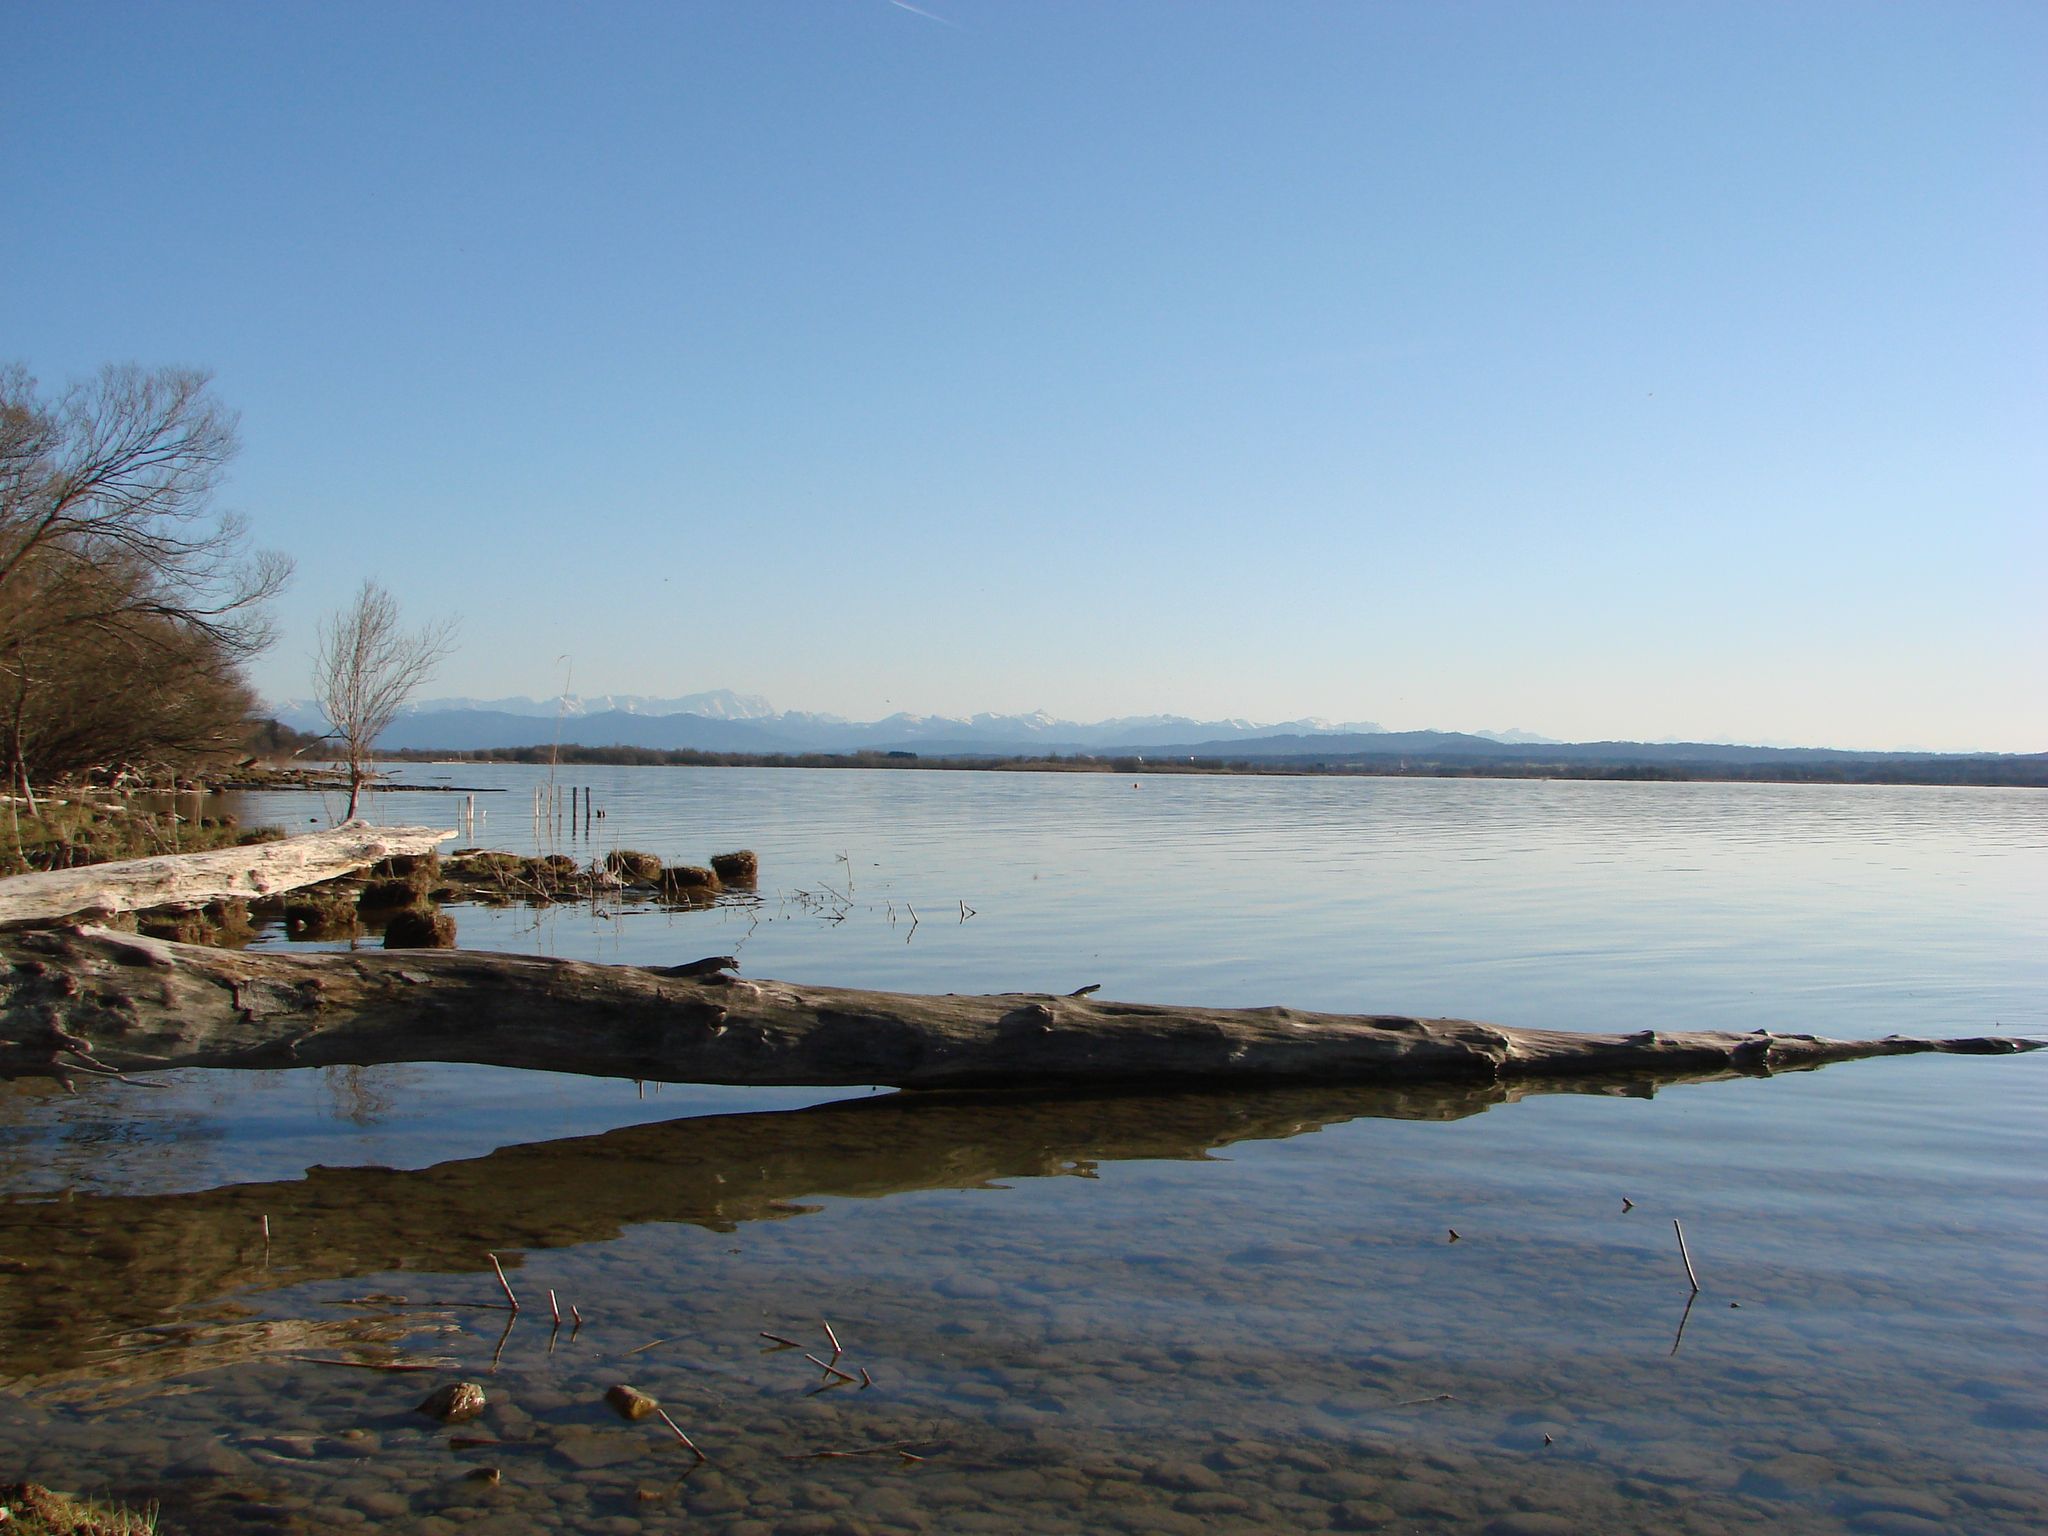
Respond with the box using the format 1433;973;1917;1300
605;849;664;883
357;877;422;911
370;851;440;881
383;905;456;949
661;863;720;891
710;850;758;885
283;890;361;941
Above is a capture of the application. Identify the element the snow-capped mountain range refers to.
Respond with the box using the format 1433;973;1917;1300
265;690;1557;755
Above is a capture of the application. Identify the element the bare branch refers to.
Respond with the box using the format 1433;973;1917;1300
314;581;458;817
0;363;292;787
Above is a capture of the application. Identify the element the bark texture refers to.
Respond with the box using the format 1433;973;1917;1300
0;821;454;927
1;924;2033;1089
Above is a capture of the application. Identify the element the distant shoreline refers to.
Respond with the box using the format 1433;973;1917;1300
374;744;2048;789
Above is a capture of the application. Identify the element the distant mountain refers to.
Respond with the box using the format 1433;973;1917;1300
258;688;2041;780
1141;731;2037;771
268;689;776;734
261;689;1394;756
372;708;807;754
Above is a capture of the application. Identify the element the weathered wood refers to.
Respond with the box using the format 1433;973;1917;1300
0;821;455;927
0;925;2034;1088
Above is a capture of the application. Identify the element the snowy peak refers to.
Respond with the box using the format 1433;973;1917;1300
263;688;1407;753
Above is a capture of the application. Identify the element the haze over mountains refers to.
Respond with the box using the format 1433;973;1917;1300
262;690;2042;781
268;690;1557;757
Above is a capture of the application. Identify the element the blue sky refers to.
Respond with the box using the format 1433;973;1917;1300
6;1;2042;750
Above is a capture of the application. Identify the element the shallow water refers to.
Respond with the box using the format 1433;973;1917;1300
1;768;2042;1533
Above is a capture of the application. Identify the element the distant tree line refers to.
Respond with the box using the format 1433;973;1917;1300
379;743;2048;788
0;364;289;794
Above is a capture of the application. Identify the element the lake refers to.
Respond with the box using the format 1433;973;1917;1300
1;765;2042;1534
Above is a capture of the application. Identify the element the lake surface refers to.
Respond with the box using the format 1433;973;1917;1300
1;766;2042;1534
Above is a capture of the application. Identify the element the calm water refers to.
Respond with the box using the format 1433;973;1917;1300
1;767;2042;1534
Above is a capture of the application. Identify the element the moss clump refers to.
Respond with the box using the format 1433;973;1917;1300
709;850;758;885
661;863;720;892
370;851;441;882
383;905;456;949
605;850;664;883
283;889;361;940
357;877;423;911
445;852;523;880
135;899;254;948
358;852;438;909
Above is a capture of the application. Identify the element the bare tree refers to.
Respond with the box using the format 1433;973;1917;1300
0;364;291;794
314;581;457;818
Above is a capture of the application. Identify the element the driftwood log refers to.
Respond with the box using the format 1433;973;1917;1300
0;821;455;928
0;924;2034;1089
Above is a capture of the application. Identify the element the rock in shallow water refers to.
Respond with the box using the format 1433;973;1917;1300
418;1381;488;1424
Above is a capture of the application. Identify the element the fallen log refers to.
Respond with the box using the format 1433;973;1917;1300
0;821;455;928
0;925;2034;1088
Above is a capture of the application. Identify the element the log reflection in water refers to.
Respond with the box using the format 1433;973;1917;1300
1;1069;1720;1394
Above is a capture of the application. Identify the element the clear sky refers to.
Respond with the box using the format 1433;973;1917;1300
5;1;2042;750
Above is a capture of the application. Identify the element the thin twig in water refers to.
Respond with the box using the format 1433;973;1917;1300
489;1310;516;1369
1397;1393;1455;1406
783;1439;930;1461
759;1332;803;1349
822;1319;843;1358
654;1408;707;1461
487;1251;520;1311
1673;1219;1701;1293
627;1336;671;1356
1670;1289;1697;1356
548;1288;561;1325
805;1353;860;1384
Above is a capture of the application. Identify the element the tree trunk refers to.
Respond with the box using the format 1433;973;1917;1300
0;820;453;927
1;924;2033;1088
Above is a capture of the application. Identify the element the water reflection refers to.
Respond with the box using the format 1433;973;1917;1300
1;1066;2040;1536
0;1073;1698;1390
